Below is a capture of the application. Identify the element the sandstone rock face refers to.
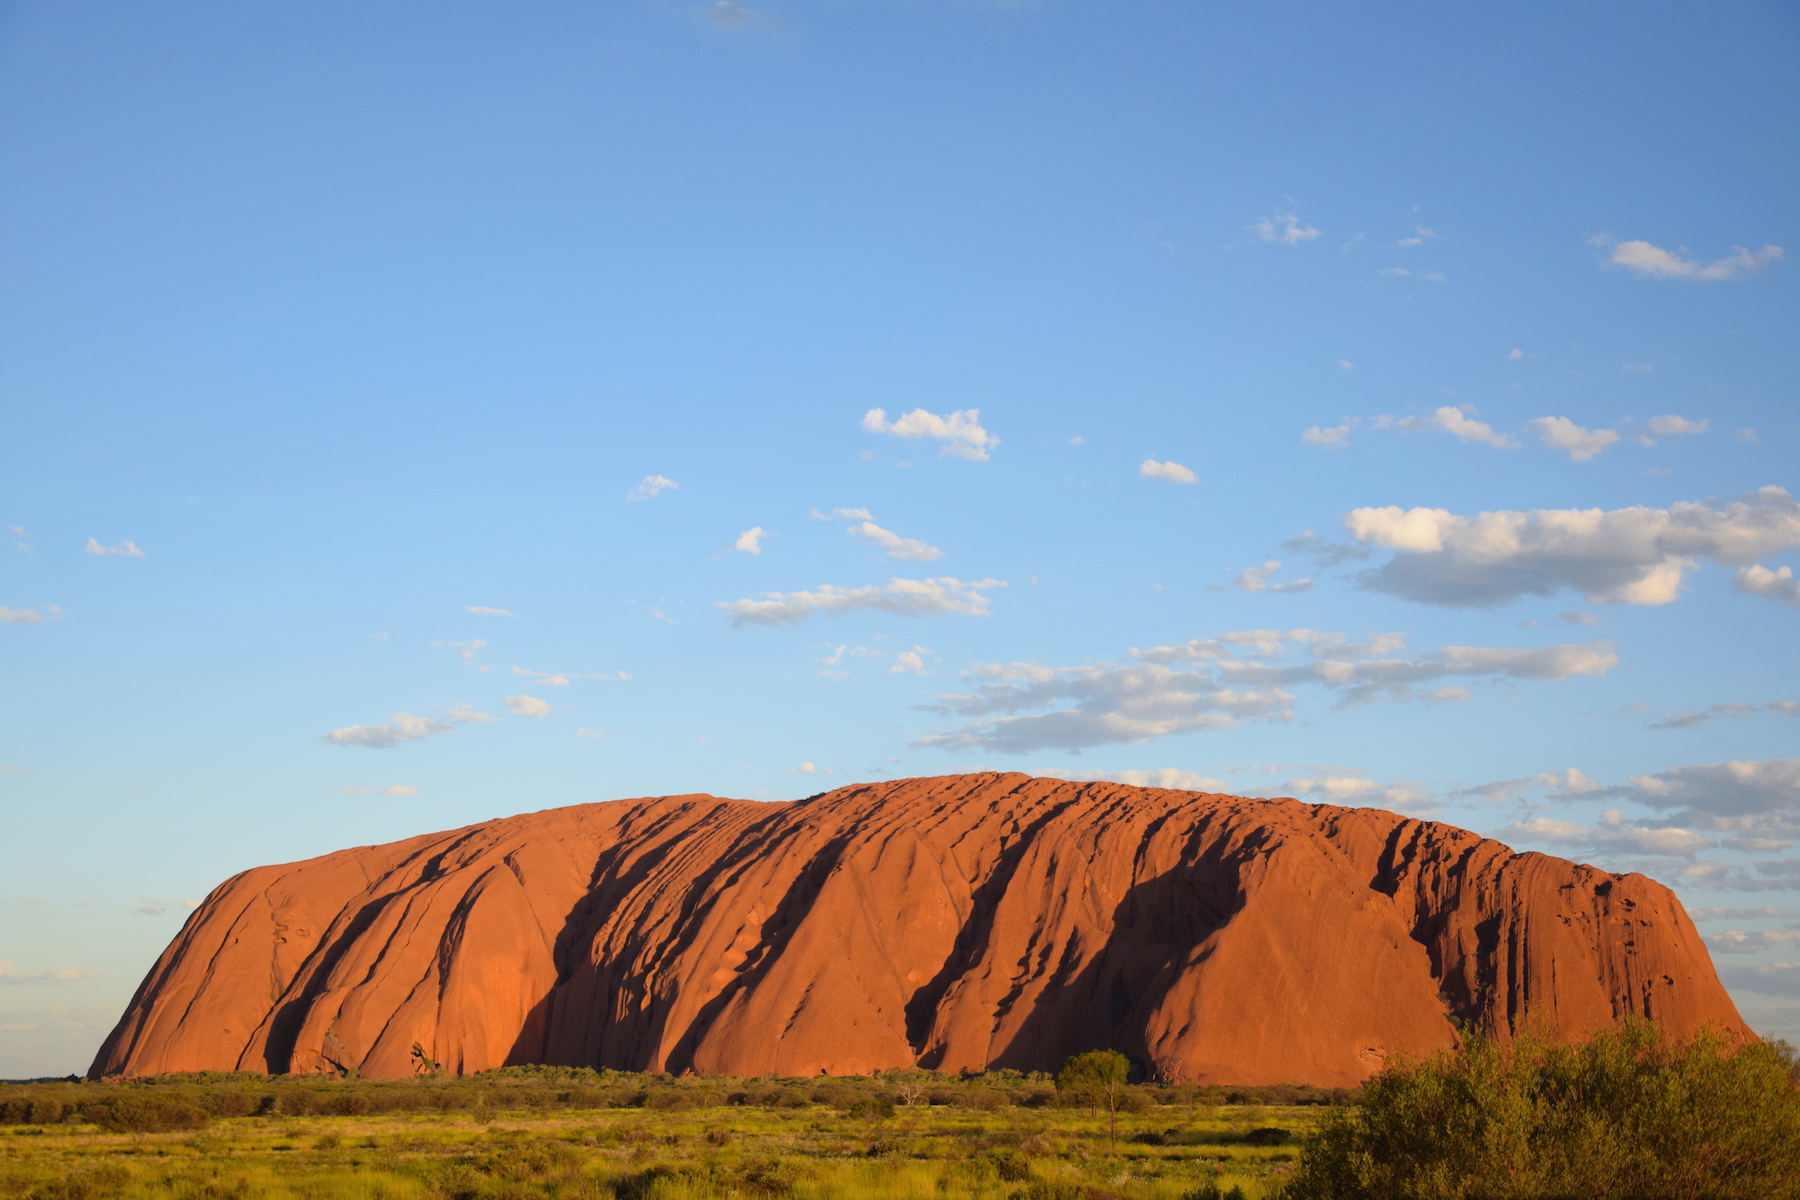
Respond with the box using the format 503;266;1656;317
91;774;1748;1086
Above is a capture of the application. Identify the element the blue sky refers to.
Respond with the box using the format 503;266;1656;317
2;0;1797;1077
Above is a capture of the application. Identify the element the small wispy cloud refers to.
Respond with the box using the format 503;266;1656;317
464;606;515;617
433;639;486;663
323;706;495;749
861;408;997;461
1224;561;1313;594
340;784;419;796
1649;700;1799;731
810;507;874;521
628;475;679;501
1301;423;1353;448
1251;211;1321;246
848;521;943;561
1139;459;1197;484
510;665;630;686
83;538;144;558
0;604;58;624
1528;417;1621;462
733;527;768;555
889;646;930;675
0;961;97;985
1595;235;1784;282
1374;407;1517;449
719;577;1005;627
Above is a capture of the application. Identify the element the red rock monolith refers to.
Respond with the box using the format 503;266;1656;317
90;774;1748;1086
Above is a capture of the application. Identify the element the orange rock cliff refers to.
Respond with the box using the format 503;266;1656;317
90;774;1748;1086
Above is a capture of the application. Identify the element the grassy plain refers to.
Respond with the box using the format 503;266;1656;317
0;1074;1325;1200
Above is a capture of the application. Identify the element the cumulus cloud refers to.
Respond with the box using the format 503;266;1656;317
83;539;144;557
1344;486;1800;608
1226;561;1312;594
848;521;943;561
0;962;96;985
1528;417;1621;462
1376;407;1517;450
1716;962;1800;999
1614;758;1800;842
503;694;552;718
734;527;768;555
719;577;1005;627
1139;459;1198;484
1599;237;1784;282
1651;700;1799;731
890;646;929;675
1496;805;1712;858
1302;424;1353;448
628;475;678;501
464;606;514;617
1252;212;1321;246
323;706;495;749
861;408;997;461
1735;563;1800;608
912;628;1615;754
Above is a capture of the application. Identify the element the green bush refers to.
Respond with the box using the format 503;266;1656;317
82;1095;211;1133
1286;1022;1800;1200
28;1165;131;1200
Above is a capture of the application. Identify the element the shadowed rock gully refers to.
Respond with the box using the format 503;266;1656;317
90;774;1748;1087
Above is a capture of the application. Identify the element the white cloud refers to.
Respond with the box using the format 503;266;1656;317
1345;486;1800;608
1139;459;1198;484
433;638;487;662
340;784;419;796
1377;407;1518;449
795;761;817;774
1617;758;1800;834
1717;962;1800;999
1252;211;1321;246
464;606;515;617
718;576;1004;627
1424;686;1471;703
1705;929;1800;955
1689;907;1797;923
1734;564;1800;608
1651;700;1799;731
890;646;929;675
1227;561;1313;594
324;706;494;749
1646;414;1710;439
1739;428;1761;443
810;507;874;521
912;628;1615;754
848;521;943;561
0;962;96;985
0;605;52;624
861;408;997;461
1302;424;1353;448
1528;417;1621;462
1508;348;1525;360
734;526;768;555
628;475;679;501
511;665;629;685
1041;768;1235;792
1600;237;1784;282
574;727;609;739
83;538;144;557
503;694;552;718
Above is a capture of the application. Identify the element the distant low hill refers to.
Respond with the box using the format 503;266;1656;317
91;773;1747;1085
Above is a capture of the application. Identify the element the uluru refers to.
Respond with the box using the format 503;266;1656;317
90;773;1748;1087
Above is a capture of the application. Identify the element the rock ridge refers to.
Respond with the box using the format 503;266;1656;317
91;773;1747;1086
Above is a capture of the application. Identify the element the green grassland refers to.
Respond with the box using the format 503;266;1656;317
0;1071;1329;1200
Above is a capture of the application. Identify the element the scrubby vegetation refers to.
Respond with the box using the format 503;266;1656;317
0;1068;1326;1200
4;1026;1791;1200
1286;1022;1800;1200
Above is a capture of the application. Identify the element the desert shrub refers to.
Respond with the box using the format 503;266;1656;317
83;1094;211;1133
1242;1127;1290;1146
198;1091;256;1119
848;1096;895;1123
1011;1183;1083;1200
1286;1022;1800;1200
27;1165;131;1200
986;1149;1034;1181
1180;1186;1246;1200
728;1157;806;1197
643;1089;705;1112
